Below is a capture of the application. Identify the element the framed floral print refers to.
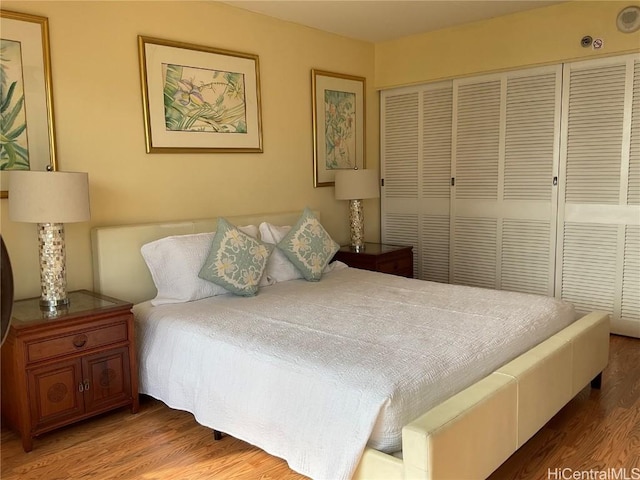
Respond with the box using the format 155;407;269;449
138;36;263;153
312;69;366;187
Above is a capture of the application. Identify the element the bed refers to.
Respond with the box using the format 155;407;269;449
91;210;610;480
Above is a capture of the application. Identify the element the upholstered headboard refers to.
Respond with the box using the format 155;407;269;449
91;210;317;305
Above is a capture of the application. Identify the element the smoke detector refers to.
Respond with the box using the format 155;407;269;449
616;5;640;33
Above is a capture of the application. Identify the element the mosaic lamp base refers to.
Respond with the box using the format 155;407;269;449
348;199;365;252
37;222;70;310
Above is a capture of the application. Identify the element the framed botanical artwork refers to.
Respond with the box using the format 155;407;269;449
138;36;263;153
0;10;57;198
312;69;366;187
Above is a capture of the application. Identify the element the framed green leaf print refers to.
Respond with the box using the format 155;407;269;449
0;10;57;198
138;36;263;153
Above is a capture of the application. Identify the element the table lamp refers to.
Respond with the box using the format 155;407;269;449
8;170;90;310
334;168;379;252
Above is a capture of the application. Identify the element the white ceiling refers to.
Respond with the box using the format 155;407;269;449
222;1;565;43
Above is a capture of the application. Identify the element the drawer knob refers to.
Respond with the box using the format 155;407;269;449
73;335;88;348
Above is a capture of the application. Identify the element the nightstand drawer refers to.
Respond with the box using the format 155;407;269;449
377;256;413;276
26;321;128;364
333;243;414;278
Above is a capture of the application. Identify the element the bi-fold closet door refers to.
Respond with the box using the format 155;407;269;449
380;81;453;282
381;64;561;293
380;53;640;337
556;55;640;337
450;65;561;296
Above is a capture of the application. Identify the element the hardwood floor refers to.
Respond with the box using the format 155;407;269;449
2;335;638;480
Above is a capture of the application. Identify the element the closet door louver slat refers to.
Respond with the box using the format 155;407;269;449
423;88;453;199
501;220;552;295
565;64;626;204
628;61;640;205
383;93;419;199
384;214;419;278
454;81;500;201
622;225;640;333
452;217;497;289
420;215;450;283
561;223;618;315
504;73;557;202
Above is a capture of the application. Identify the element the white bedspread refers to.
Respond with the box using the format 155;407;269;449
133;265;576;480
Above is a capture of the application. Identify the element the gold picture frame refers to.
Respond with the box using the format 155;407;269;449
138;36;263;153
0;10;57;198
312;69;366;187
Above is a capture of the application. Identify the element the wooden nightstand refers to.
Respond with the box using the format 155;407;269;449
333;243;414;278
1;290;139;452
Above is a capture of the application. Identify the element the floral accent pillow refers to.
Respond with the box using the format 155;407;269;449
141;225;261;306
277;208;339;281
198;218;273;296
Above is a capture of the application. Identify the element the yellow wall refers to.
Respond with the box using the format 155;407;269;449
0;1;377;300
375;0;640;88
3;0;639;301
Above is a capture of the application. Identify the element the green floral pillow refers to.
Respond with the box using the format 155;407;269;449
277;208;339;281
198;218;273;296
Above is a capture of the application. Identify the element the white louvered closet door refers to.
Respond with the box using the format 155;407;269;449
450;66;562;295
381;81;453;281
556;54;640;337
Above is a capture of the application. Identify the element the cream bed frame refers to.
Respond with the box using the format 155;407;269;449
91;210;610;480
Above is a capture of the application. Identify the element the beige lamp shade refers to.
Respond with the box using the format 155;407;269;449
334;169;380;200
9;171;90;223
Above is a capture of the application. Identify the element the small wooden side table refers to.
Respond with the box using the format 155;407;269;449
333;243;414;278
1;290;139;452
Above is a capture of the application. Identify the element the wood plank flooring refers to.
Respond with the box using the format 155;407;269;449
2;334;638;480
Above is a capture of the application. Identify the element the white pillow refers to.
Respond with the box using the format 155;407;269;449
259;221;339;282
141;225;266;306
259;223;302;282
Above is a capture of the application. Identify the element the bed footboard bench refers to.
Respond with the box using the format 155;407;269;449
353;311;610;480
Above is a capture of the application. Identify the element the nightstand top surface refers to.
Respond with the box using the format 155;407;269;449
337;243;412;255
10;290;131;327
